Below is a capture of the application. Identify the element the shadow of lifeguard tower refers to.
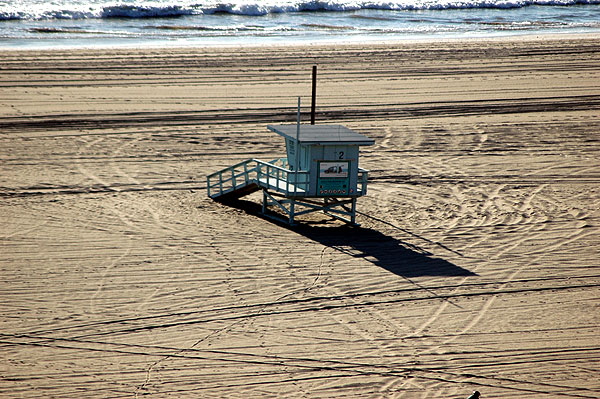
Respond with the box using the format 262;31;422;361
207;123;374;225
204;196;476;279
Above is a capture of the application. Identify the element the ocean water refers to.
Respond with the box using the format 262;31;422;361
1;0;599;48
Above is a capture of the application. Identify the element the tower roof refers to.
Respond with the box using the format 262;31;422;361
267;124;375;146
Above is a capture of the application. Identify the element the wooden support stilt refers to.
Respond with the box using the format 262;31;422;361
259;191;359;226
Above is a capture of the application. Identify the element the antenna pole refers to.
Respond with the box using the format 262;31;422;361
296;96;301;140
294;97;301;188
310;65;317;125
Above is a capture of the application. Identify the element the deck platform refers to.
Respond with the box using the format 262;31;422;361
207;158;368;225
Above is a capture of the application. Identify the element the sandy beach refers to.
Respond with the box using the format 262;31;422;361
1;37;599;398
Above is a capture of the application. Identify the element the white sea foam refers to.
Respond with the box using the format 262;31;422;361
1;0;598;20
1;0;598;48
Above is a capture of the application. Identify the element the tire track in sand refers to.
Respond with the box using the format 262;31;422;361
364;125;598;394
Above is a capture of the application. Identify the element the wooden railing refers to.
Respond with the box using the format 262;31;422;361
207;158;369;199
206;158;309;199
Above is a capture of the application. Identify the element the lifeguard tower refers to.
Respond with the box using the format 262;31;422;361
206;123;374;225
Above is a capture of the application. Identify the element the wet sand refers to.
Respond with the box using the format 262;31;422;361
1;37;599;398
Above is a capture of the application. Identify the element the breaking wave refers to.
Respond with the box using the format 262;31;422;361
2;0;599;21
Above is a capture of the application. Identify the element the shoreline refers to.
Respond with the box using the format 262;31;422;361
1;30;599;52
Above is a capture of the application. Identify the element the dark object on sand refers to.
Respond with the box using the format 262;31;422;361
467;391;481;399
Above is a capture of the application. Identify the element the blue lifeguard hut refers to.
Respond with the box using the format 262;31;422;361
207;122;374;225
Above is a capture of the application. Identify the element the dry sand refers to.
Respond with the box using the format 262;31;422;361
1;37;599;398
